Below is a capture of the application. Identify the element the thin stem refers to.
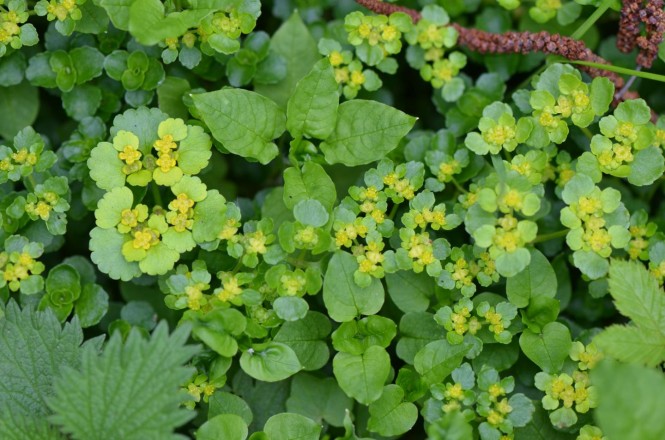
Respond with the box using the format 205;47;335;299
615;66;642;101
533;229;569;243
25;174;37;192
388;203;400;220
152;184;163;207
450;177;468;194
571;0;613;40
580;126;594;140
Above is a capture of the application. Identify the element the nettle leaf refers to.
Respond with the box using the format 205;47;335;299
333;345;391;405
193;89;286;164
519;322;572;373
594;260;665;366
286;58;339;139
48;322;198;440
273;311;331;370
263;413;321;440
367;385;418;436
506;249;557;308
323;251;385;322
283;161;336;211
592;360;665;440
240;342;302;382
0;302;86;422
254;12;320;108
285;373;353;427
320;100;417;166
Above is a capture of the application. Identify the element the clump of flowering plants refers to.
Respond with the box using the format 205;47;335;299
2;0;665;438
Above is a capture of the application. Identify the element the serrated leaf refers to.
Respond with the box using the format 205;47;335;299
193;89;286;164
0;302;85;418
594;260;665;366
48;322;198;440
592;360;665;440
320;100;416;166
286;59;339;139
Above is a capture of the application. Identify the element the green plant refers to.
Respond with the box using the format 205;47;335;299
2;0;665;438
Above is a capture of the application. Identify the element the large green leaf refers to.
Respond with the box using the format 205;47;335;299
283;161;337;211
193;89;286;164
273;311;331;371
254;12;319;108
263;413;321;440
333;346;391;405
367;385;418;436
286;59;339;139
323;251;384;322
0;81;39;139
320;100;416;166
519;322;571;373
413;340;469;385
506;249;557;308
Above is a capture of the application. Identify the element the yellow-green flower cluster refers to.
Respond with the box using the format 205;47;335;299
182;373;218;410
435;298;517;344
162;260;212;311
318;38;382;100
535;341;601;428
345;11;412;58
0;235;45;294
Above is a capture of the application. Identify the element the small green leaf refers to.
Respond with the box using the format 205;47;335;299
283;161;336;211
414;340;469;384
196;414;248;440
240;342;302;382
293;199;329;227
286;373;352;427
193;89;286;164
320;100;416;166
519;322;572;373
263;413;321;440
273;311;331;371
273;296;309;322
367;385;418;436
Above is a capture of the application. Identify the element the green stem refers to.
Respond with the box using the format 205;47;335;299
533;229;569;243
450;177;468;194
388;203;400;221
580;126;594;140
152;184;163;207
571;0;613;41
25;174;37;192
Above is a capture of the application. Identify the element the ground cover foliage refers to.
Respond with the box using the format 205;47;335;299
2;0;665;438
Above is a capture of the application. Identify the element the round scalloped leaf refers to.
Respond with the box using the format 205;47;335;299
177;125;212;175
162;229;196;253
628;146;665;186
95;186;134;229
110;107;168;154
153;166;183;186
171;175;207;201
138;242;180;275
88;142;125;190
89;227;141;281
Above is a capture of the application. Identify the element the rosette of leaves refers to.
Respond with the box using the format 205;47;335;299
0;126;56;184
161;260;212;311
103;50;165;93
0;0;38;57
0;234;44;294
90;177;225;279
223;31;287;87
404;5;467;101
318;38;383;100
9;175;71;235
581;99;664;186
560;174;631;279
38;256;109;326
198;4;259;56
26;46;104;92
278;199;332;255
465;102;532;155
527;64;614;147
88;108;212;190
344;11;413;66
34;0;86;35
